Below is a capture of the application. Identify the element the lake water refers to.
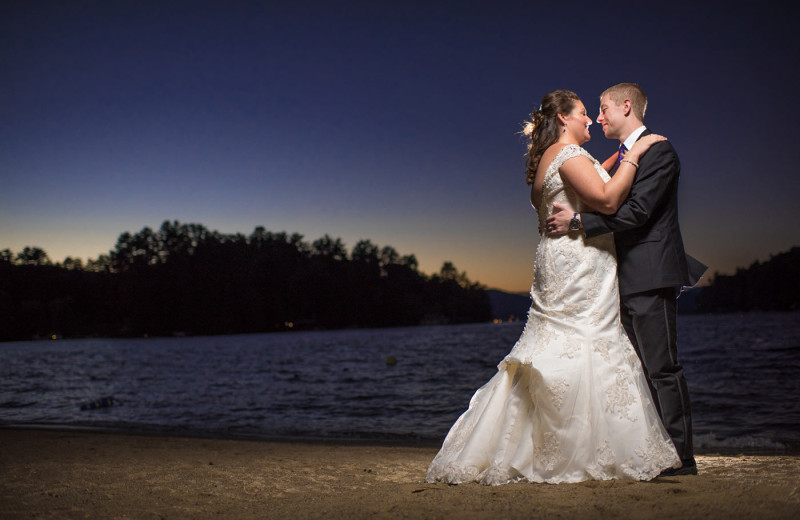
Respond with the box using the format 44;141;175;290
1;312;799;452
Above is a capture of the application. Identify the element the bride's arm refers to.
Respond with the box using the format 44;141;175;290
559;135;666;214
559;156;635;214
601;152;618;173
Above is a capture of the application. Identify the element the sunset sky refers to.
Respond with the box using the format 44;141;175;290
2;1;798;292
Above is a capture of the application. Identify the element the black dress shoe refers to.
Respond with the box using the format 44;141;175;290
658;458;697;477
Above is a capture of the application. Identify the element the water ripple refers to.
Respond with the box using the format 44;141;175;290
1;314;798;450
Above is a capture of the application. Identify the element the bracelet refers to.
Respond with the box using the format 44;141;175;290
621;158;639;168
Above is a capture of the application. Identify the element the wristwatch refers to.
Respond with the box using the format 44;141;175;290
569;212;581;231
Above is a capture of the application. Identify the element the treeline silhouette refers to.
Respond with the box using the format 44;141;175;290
693;246;800;312
0;221;490;341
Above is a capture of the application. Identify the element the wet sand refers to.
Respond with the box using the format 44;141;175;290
1;428;798;519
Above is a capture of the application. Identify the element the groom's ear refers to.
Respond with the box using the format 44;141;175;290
622;100;632;117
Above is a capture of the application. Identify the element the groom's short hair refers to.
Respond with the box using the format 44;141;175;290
602;83;647;122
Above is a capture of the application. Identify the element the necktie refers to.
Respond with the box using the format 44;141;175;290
616;143;628;169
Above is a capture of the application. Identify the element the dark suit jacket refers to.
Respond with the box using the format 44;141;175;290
581;130;706;295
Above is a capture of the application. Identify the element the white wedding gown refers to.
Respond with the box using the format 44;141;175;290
426;145;680;485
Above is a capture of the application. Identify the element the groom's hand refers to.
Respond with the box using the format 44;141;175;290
546;202;574;236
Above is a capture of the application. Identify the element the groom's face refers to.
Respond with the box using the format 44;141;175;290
597;94;625;141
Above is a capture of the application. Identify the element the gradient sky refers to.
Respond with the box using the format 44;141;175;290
2;1;798;292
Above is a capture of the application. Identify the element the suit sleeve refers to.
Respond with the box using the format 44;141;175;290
580;141;679;238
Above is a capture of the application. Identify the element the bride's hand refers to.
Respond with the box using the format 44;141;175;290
626;134;667;161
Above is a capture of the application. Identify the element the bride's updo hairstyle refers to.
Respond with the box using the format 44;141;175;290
523;89;580;185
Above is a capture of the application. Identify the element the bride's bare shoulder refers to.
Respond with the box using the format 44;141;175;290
545;143;570;156
538;143;571;171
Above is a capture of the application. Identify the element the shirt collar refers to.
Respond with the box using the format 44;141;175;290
623;125;647;150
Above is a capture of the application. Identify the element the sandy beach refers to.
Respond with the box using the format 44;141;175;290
1;428;798;519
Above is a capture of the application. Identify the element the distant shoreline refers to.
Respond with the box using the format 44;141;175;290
3;309;800;343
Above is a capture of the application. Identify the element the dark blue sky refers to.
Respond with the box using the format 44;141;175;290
2;1;797;291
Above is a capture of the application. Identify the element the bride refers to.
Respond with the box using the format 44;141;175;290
425;90;680;485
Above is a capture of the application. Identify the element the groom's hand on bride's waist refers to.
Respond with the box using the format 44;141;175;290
546;202;575;236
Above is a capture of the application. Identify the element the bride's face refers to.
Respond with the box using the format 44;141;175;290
564;101;593;144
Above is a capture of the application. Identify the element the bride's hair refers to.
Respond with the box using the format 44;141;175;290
523;89;580;185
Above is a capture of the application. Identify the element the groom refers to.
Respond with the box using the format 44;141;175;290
547;83;706;476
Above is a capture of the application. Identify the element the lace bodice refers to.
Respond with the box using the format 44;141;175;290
537;144;610;234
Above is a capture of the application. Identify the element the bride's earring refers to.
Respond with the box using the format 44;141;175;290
563;123;567;133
